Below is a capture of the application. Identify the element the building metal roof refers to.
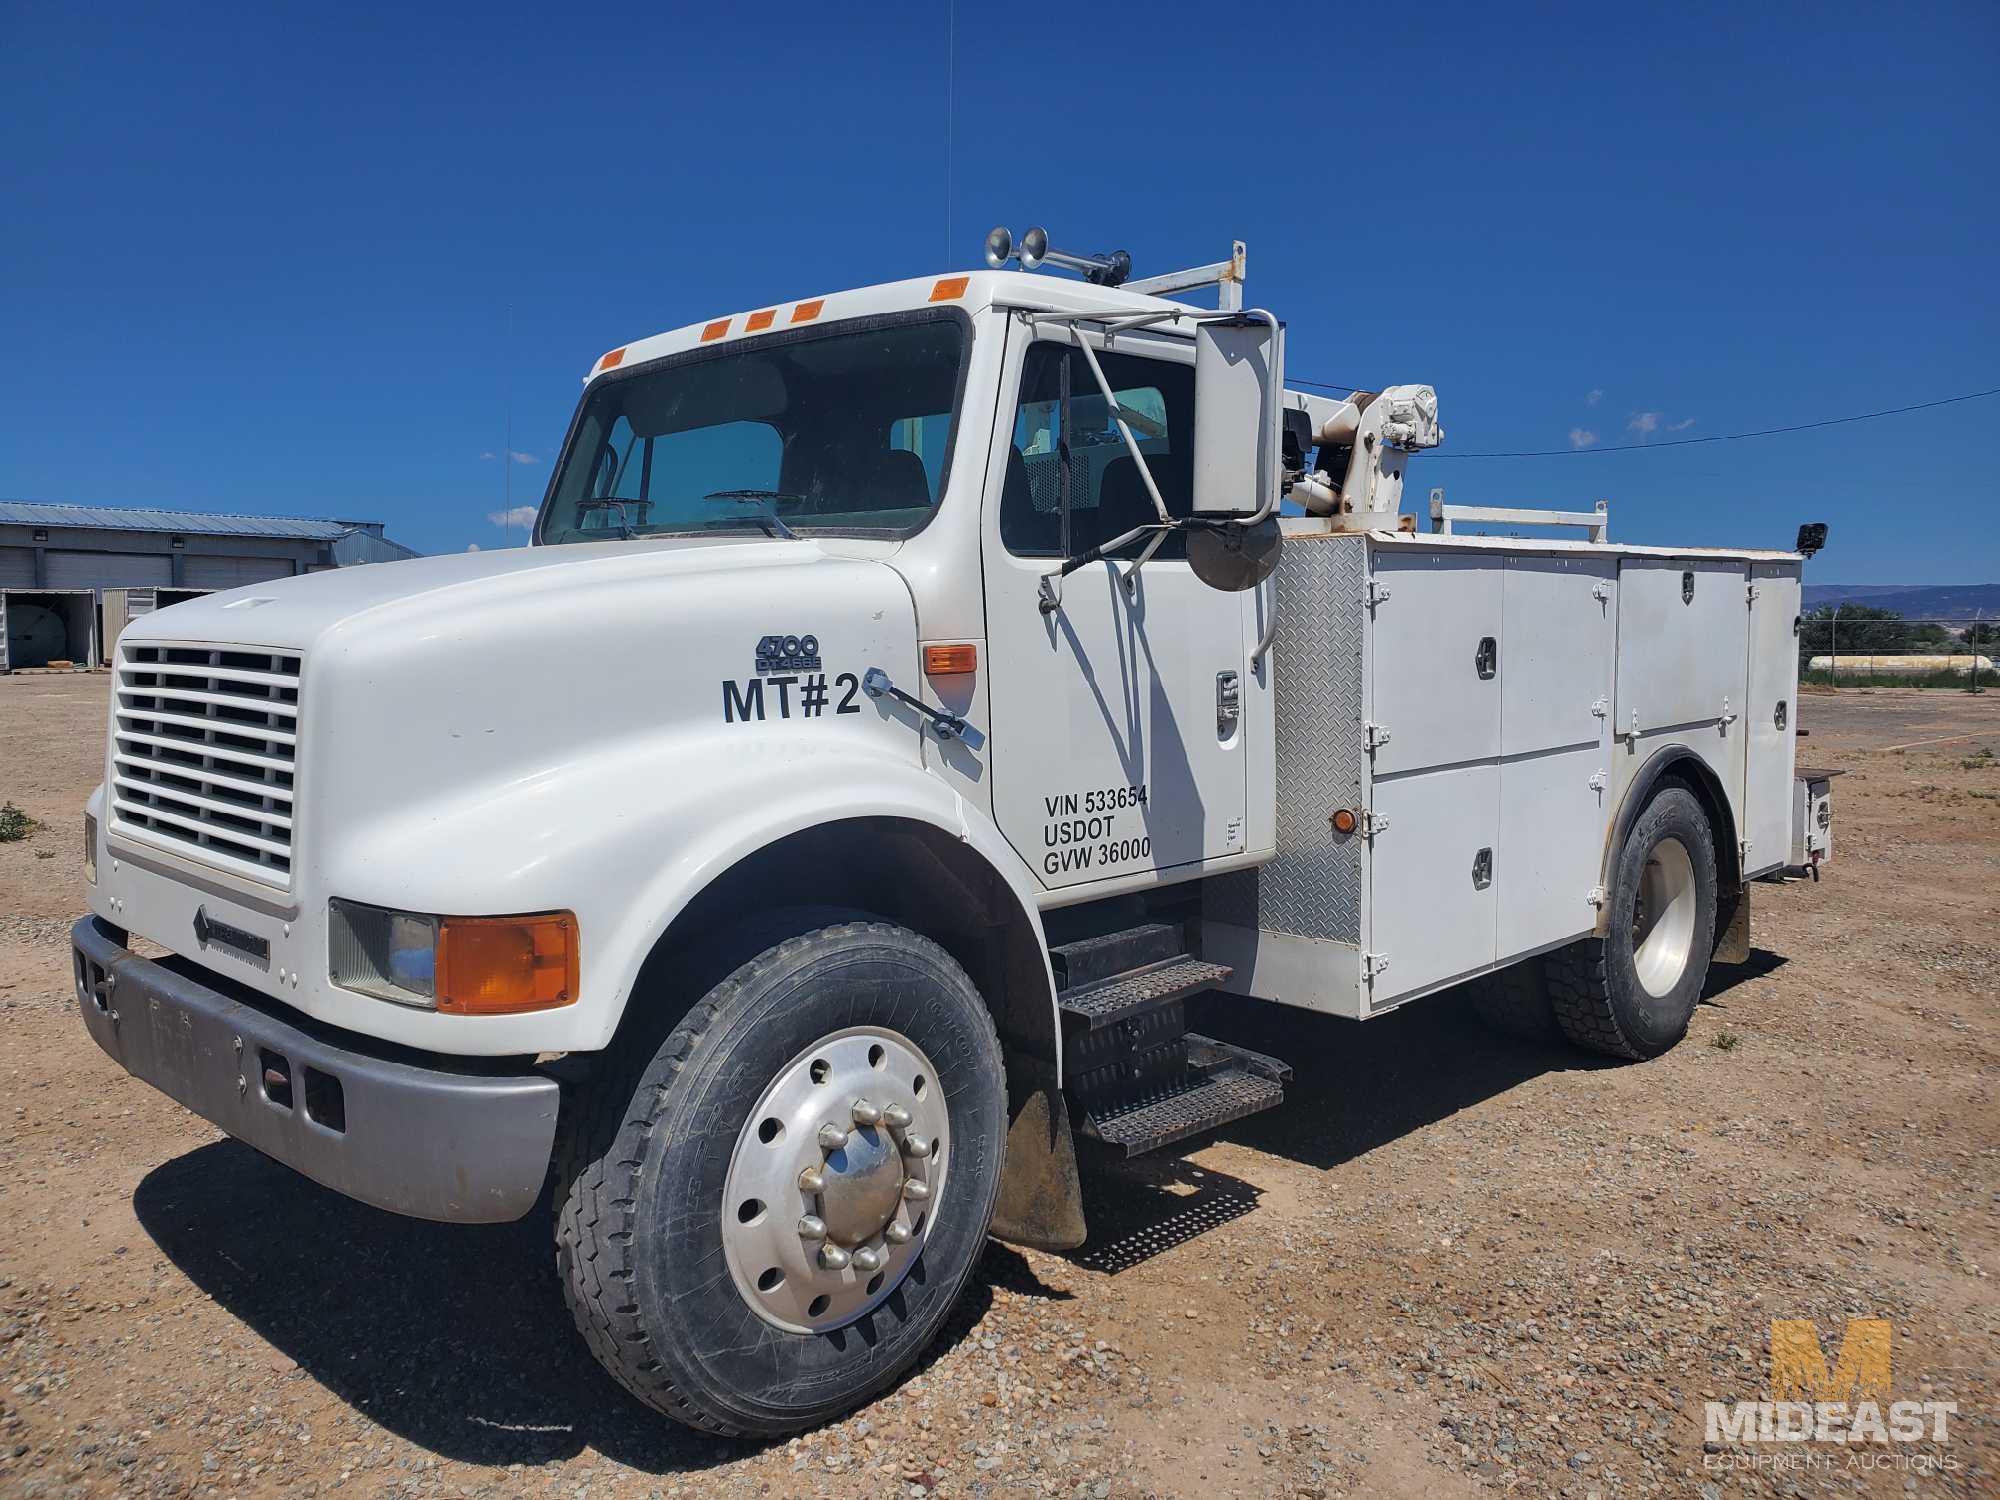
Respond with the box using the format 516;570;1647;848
0;499;379;542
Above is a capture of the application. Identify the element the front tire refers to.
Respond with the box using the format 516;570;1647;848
1547;783;1718;1060
556;920;1006;1436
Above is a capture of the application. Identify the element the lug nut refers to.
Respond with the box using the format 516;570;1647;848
851;1246;884;1273
798;1166;826;1194
902;1179;931;1202
851;1098;882;1126
902;1133;932;1160
797;1214;827;1241
881;1103;913;1129
884;1220;913;1245
818;1244;851;1271
817;1122;850;1151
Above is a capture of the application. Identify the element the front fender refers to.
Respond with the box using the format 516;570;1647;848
328;726;1057;1061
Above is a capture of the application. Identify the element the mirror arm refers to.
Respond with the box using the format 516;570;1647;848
1251;595;1280;668
1071;335;1175;526
1119;524;1173;598
1038;522;1169;613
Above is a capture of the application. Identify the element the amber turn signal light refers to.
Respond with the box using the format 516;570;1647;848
436;912;579;1015
1330;808;1358;836
923;643;978;676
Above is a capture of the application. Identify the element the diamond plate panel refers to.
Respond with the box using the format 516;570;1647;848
1205;533;1367;940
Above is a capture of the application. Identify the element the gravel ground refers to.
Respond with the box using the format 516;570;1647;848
0;674;1995;1498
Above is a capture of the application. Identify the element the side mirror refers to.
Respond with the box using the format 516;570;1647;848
1191;317;1281;517
1796;522;1827;558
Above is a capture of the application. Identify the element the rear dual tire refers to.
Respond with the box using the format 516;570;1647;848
1471;783;1719;1062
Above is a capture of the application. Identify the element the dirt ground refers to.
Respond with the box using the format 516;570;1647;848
0;674;1994;1499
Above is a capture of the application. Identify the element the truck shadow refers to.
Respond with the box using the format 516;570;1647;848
130;949;1784;1466
131;1145;1005;1473
1160;946;1790;1174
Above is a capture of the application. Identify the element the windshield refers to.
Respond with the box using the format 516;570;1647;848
538;314;966;544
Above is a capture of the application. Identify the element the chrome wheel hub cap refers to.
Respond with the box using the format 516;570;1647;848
1631;835;1697;998
722;1026;947;1333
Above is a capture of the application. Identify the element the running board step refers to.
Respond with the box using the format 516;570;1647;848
1078;1038;1289;1157
1059;957;1234;1031
1050;923;1184;991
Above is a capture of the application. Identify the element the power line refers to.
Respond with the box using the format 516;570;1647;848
1420;387;2000;459
1288;377;1366;395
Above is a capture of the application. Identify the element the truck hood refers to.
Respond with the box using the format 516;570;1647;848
123;535;897;653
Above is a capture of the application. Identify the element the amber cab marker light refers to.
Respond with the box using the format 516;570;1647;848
929;276;970;302
700;318;731;342
790;298;825;323
436;912;579;1015
1330;808;1358;836
598;347;626;371
744;309;776;331
923;643;978;676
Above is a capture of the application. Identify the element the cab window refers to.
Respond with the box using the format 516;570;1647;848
998;344;1194;560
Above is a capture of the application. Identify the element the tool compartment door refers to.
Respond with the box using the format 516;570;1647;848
1498;554;1616;957
1365;548;1502;1006
1366;552;1502;777
1611;558;1749;837
1743;562;1801;876
1367;762;1499;1007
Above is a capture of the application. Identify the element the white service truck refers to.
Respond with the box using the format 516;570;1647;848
72;229;1831;1436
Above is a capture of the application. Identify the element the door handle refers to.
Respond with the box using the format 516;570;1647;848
1475;636;1497;679
1216;670;1240;736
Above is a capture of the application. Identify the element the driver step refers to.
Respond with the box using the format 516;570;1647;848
1058;957;1235;1031
1078;1036;1290;1157
1050;923;1185;992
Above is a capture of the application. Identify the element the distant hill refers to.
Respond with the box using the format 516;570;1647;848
1802;583;2000;622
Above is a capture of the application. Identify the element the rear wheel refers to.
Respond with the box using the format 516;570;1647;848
1468;958;1559;1042
1548;784;1718;1060
556;919;1006;1436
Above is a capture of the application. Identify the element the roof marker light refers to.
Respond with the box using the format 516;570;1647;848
791;299;824;323
701;318;731;342
929;276;970;302
598;347;626;371
745;309;775;332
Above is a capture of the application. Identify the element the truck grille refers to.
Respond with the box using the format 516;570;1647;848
110;642;302;885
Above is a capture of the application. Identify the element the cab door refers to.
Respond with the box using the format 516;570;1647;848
979;321;1250;891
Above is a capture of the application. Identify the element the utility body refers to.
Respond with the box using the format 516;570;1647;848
72;231;1830;1434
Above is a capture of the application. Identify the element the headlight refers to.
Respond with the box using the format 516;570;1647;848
328;899;439;1008
83;813;97;886
328;900;578;1014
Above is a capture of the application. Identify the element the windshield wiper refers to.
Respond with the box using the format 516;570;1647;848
704;490;801;540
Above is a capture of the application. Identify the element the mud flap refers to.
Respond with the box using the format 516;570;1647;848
989;1053;1086;1251
1713;883;1751;964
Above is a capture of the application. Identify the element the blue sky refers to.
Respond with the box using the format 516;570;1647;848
3;1;1995;581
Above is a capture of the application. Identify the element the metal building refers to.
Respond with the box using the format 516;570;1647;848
0;500;418;672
